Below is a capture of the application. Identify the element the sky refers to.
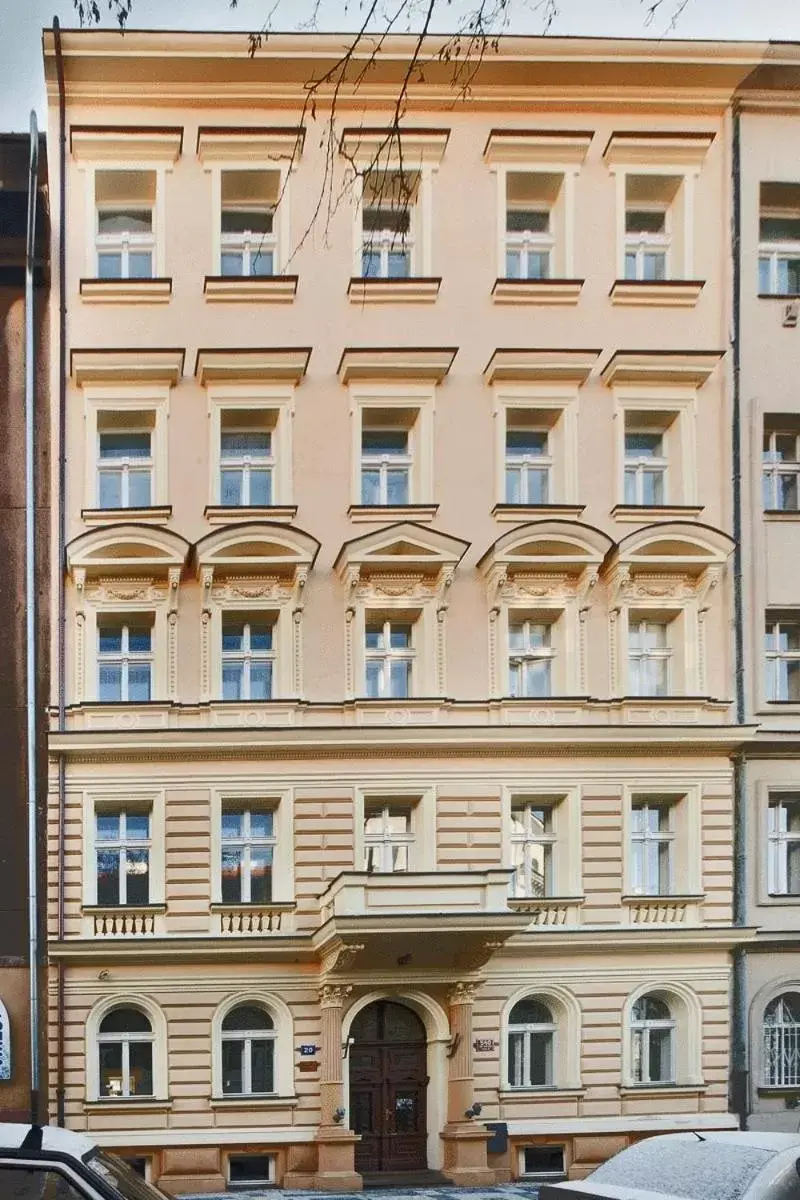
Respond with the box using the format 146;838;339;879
2;0;800;131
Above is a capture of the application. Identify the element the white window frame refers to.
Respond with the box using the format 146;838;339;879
95;196;156;281
220;423;274;507
763;428;800;512
220;184;278;279
352;164;434;277
767;794;800;896
624;429;668;506
97;426;153;510
354;788;436;873
613;388;697;508
362;801;415;873
624;202;671;281
221;617;275;702
502;788;582;901
627;617;672;697
493;385;580;509
622;786;701;902
763;994;800;1087
209;162;290;277
97;620;154;703
507;618;556;699
211;789;293;906
82;162;169;280
350;385;434;508
610;165;697;281
211;991;294;1101
82;791;166;913
507;999;556;1089
630;995;676;1085
509;798;557;898
504;203;554;280
94;808;152;907
207;385;294;509
759;204;800;296
364;617;415;699
629;799;674;896
505;426;552;505
220;1006;277;1096
85;995;168;1103
361;187;416;279
83;386;170;511
765;618;800;702
97;1009;155;1099
360;425;412;506
220;806;278;904
491;162;580;280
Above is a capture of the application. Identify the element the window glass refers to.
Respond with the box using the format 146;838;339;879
626;209;666;234
761;216;800;242
0;1168;89;1199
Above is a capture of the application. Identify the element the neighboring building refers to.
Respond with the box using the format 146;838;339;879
43;29;787;1195
0;132;50;1121
735;60;800;1132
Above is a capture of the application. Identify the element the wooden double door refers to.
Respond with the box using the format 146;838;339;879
349;1000;428;1174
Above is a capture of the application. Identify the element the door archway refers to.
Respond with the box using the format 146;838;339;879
349;999;428;1175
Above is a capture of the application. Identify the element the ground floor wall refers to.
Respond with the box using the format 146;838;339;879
745;946;800;1134
49;945;737;1194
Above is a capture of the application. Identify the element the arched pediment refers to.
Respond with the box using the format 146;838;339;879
195;522;320;574
66;524;190;576
478;520;614;575
335;522;469;577
614;521;734;570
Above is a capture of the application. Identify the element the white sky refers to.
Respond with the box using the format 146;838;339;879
2;0;800;131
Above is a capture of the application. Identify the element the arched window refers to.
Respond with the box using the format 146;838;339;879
630;994;675;1084
507;997;556;1088
221;1004;276;1095
763;992;800;1087
98;1007;153;1098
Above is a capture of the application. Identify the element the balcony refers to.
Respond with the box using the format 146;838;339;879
82;906;166;937
508;895;584;927
314;870;531;970
622;894;704;926
211;902;295;935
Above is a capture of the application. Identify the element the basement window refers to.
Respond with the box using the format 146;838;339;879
520;1145;566;1180
227;1154;276;1189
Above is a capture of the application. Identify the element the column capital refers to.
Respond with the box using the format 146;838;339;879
319;983;353;1010
447;981;478;1007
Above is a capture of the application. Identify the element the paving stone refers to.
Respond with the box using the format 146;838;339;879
187;1186;541;1200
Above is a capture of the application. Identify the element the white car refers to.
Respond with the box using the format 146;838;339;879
0;1126;167;1199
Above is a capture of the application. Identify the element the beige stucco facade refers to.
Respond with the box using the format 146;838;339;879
43;29;800;1194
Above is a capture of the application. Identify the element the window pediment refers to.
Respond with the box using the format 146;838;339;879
484;128;593;167
70;125;183;163
602;130;714;170
479;520;613;577
614;521;733;572
602;350;723;388
335;522;469;582
66;524;190;578
195;522;320;578
485;348;599;386
196;125;304;164
340;127;449;166
71;348;185;387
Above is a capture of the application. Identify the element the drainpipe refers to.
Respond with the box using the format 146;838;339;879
730;99;749;1130
25;108;40;1128
54;14;67;1129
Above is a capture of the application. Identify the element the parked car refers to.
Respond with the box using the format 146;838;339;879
0;1126;167;1199
540;1131;800;1200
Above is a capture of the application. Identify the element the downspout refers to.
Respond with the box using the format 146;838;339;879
730;99;749;1130
54;15;67;1129
25;108;40;1127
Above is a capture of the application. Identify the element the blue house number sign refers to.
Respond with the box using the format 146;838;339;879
299;1044;319;1056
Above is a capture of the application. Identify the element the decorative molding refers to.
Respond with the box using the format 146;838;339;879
70;124;183;162
200;567;214;703
197;125;305;163
195;347;311;387
167;568;180;702
337;346;457;385
483;128;593;166
340;126;449;165
319;984;353;1010
601;349;723;388
70;347;185;387
484;347;599;385
447;981;479;1007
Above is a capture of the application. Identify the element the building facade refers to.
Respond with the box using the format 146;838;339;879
736;61;800;1132
43;30;785;1195
0;131;50;1122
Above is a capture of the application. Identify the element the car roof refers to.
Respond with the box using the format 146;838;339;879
0;1124;98;1159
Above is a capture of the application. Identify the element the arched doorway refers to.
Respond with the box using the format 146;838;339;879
349;999;428;1175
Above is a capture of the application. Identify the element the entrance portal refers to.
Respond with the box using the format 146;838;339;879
349;999;428;1174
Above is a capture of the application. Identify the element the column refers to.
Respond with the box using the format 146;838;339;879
312;984;363;1192
441;982;496;1186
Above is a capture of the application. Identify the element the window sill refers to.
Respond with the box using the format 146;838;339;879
757;1086;800;1096
758;292;800;300
764;509;800;521
204;504;298;525
84;1098;172;1113
609;280;704;307
209;902;296;913
492;278;583;305
348;503;439;523
82;506;172;526
492;503;585;522
762;893;800;905
210;1095;299;1109
498;1087;585;1099
348;277;441;304
619;1085;705;1098
80;277;172;303
204;274;298;303
611;504;703;523
83;905;167;914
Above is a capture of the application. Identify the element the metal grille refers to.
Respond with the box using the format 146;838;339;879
764;1022;800;1086
0;1000;9;1080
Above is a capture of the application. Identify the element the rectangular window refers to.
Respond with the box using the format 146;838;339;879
624;430;667;506
630;799;673;895
97;420;153;510
95;809;151;906
766;619;800;701
508;619;554;698
623;176;679;281
98;622;153;703
363;801;414;873
221;806;276;903
521;1147;566;1180
510;800;556;898
628;619;671;697
759;183;800;295
95;169;156;280
768;796;800;896
505;428;551;505
227;1155;275;1188
361;169;418;278
505;172;557;280
763;427;800;512
222;619;275;701
364;619;414;698
220;411;274;507
361;428;411;505
220;169;278;277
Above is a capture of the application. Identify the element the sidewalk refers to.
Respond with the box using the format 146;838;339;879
186;1184;541;1200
